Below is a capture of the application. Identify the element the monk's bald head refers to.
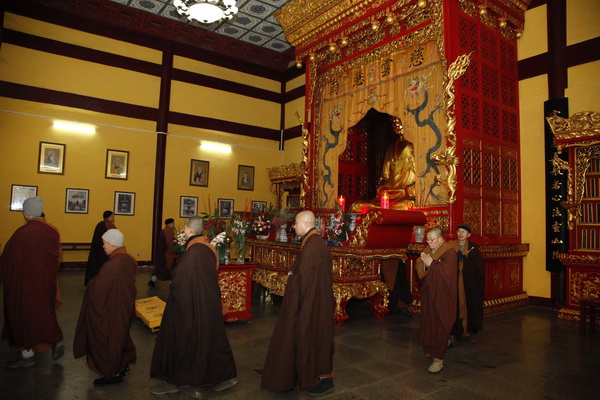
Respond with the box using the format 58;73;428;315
294;210;316;236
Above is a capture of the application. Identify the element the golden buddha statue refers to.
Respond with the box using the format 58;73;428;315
351;132;416;212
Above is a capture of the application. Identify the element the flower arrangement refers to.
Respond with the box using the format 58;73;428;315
210;231;228;263
251;217;271;235
172;229;187;255
231;214;250;261
201;208;225;241
328;207;351;244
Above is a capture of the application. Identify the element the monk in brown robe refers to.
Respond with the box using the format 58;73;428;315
1;196;64;368
85;210;116;285
449;223;485;344
148;218;177;288
416;227;458;374
150;216;237;395
261;210;335;396
73;229;137;386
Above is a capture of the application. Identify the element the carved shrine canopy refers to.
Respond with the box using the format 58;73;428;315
316;40;447;209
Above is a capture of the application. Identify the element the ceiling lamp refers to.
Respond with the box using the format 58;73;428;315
173;0;239;24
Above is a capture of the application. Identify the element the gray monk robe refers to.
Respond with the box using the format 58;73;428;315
73;247;137;377
416;240;458;360
150;235;236;386
261;229;334;392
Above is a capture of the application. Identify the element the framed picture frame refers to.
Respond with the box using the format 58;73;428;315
114;191;135;216
286;195;301;209
105;149;129;180
180;196;198;218
252;200;267;214
237;165;255;191
10;184;38;211
65;188;89;214
217;198;234;219
38;141;65;174
189;159;209;187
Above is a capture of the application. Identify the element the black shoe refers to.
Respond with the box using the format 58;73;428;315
147;280;156;289
94;376;122;386
120;364;130;376
52;342;65;361
308;378;334;396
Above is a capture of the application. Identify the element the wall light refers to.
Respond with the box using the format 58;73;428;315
200;141;232;153
53;121;96;134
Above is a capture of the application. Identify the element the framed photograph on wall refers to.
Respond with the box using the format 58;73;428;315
10;184;38;211
217;198;234;219
38;141;65;174
251;200;267;214
65;188;89;214
237;165;254;191
114;191;135;216
189;159;209;187
106;149;129;180
180;196;198;218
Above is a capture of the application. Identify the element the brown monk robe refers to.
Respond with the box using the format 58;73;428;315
150;216;236;395
150;219;177;284
85;210;117;285
416;227;457;374
449;224;485;342
74;229;137;386
262;211;334;395
1;196;64;368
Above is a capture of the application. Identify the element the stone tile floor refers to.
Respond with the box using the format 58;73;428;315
1;269;599;399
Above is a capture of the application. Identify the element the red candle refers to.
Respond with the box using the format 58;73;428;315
381;191;389;209
338;195;345;211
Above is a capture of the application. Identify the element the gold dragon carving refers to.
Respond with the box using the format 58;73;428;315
432;52;473;204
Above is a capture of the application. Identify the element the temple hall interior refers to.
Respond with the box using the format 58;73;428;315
1;0;599;398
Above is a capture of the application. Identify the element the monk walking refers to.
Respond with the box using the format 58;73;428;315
1;196;64;368
261;210;335;396
416;226;458;374
74;229;137;386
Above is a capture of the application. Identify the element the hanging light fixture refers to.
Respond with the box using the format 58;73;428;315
173;0;239;24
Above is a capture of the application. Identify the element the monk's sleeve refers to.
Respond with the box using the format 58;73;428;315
416;256;428;280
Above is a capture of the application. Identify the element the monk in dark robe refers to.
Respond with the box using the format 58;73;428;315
85;210;116;285
449;223;485;344
148;218;177;288
150;216;237;395
1;196;64;368
261;210;335;396
73;229;137;386
416;227;457;374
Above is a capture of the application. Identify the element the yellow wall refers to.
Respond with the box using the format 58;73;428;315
518;75;551;298
0;13;289;262
0;98;156;261
518;0;600;298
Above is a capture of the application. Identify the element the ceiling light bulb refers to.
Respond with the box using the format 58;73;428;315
417;0;427;8
516;30;523;39
371;20;380;31
478;5;487;16
309;53;316;61
296;60;303;69
329;43;337;53
499;18;507;28
385;13;395;24
340;37;349;47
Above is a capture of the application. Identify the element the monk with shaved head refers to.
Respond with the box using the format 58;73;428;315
262;210;335;396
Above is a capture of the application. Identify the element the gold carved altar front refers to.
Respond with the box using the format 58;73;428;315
250;238;408;326
547;111;600;323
